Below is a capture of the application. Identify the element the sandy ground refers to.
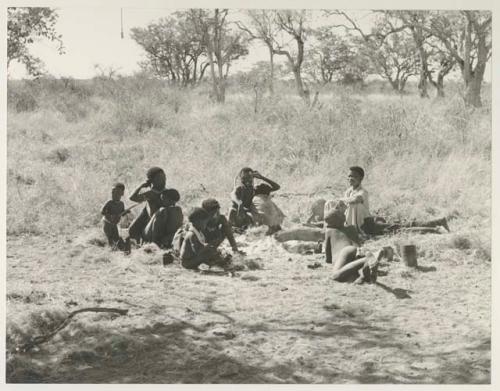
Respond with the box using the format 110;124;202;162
6;225;490;384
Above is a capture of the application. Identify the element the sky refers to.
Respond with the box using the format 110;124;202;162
7;6;491;81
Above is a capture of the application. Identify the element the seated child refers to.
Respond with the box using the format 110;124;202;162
252;183;286;235
340;166;371;234
228;167;280;229
201;198;242;253
100;183;131;253
128;166;167;243
180;208;230;270
341;166;450;235
142;189;183;249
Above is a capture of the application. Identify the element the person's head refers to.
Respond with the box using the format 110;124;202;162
161;188;180;207
146;166;166;190
239;167;254;187
324;200;347;228
188;207;210;231
201;198;221;219
112;182;125;201
254;183;272;196
348;166;364;188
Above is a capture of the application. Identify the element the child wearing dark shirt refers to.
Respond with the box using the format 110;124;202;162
128;167;167;242
180;208;230;270
100;183;130;253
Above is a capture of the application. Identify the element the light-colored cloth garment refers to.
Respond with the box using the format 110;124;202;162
344;186;370;232
190;224;206;245
252;194;285;227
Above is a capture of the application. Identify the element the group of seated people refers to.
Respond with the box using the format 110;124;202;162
100;165;450;283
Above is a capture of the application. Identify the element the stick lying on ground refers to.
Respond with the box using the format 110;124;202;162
14;307;129;353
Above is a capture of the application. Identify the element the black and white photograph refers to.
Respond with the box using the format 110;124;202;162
2;0;495;385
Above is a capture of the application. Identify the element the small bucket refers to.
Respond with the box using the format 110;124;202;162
400;244;418;267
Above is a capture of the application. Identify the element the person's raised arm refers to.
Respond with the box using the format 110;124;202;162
129;181;151;203
253;171;280;192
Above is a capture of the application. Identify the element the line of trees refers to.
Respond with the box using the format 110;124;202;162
7;8;491;107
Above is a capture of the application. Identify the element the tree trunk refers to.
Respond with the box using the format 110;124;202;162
464;75;482;107
417;69;429;98
268;45;274;95
436;74;445;98
293;67;306;98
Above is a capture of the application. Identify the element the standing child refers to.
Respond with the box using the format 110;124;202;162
180;208;230;270
100;183;131;253
128;166;167;243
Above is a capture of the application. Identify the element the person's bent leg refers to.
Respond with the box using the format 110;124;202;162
331;246;363;282
128;207;150;242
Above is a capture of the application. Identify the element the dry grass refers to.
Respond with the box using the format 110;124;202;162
6;77;491;383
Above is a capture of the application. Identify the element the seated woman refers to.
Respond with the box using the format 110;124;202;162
228;167;280;229
324;200;390;284
142;189;183;249
180;208;231;270
252;183;286;235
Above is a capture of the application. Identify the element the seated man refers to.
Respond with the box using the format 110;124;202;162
252;183;286;235
201;198;242;253
180;208;231;270
142;189;183;249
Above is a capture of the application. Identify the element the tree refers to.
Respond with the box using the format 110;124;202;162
7;7;64;77
236;10;280;94
386;11;455;99
306;28;369;85
422;11;491;107
185;9;249;103
131;14;209;86
363;31;419;93
273;10;311;99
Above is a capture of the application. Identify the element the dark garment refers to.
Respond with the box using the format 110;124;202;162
204;215;237;249
232;184;255;209
103;221;125;249
180;231;220;269
101;199;125;216
101;199;125;249
128;206;150;242
361;216;447;235
143;206;184;248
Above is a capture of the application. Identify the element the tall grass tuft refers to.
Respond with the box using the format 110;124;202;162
7;77;491;238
